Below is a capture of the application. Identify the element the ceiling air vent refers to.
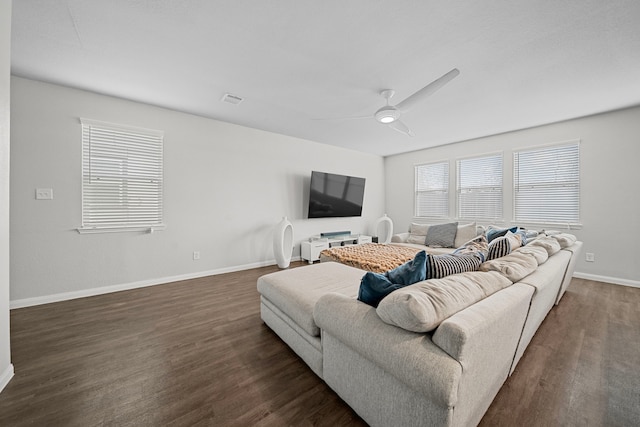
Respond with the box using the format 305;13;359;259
221;93;244;105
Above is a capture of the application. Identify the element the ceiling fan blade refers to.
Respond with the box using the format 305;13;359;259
311;115;372;121
388;119;414;137
395;68;460;112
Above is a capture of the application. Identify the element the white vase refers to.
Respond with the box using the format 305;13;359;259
374;214;394;244
274;216;294;268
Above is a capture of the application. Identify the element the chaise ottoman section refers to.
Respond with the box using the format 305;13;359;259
257;262;364;377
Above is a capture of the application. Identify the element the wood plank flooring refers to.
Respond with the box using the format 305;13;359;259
0;262;638;426
480;276;640;427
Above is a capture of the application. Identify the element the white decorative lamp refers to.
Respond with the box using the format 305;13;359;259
273;216;294;268
373;214;393;244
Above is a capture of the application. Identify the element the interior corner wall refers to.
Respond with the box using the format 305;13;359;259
1;0;14;393
384;106;640;285
9;77;385;304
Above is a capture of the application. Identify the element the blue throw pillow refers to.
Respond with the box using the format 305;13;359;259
358;250;427;307
357;272;405;308
486;226;518;243
386;250;427;285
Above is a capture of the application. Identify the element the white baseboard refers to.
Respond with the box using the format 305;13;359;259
0;363;14;394
9;261;635;309
573;271;640;288
10;256;301;309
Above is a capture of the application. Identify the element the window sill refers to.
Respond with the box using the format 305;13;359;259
511;221;582;231
77;224;166;234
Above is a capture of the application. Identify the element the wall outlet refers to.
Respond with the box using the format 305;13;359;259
193;251;200;260
36;188;54;200
585;252;595;262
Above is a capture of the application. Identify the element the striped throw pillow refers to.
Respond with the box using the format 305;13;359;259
425;253;482;279
487;236;511;260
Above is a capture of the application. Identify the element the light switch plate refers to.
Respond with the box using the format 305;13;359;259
36;188;54;200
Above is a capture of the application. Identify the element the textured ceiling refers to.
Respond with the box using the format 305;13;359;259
10;0;640;156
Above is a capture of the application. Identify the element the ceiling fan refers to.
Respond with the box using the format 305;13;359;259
318;68;460;137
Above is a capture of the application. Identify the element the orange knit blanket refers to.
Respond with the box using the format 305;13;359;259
320;243;421;273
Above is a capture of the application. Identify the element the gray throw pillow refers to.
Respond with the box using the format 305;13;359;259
424;222;458;248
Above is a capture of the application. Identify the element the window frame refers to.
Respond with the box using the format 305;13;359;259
414;161;450;219
513;140;581;227
78;118;165;234
456;152;504;222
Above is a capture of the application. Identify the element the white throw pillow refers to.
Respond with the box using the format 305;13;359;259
454;222;477;248
407;223;430;245
551;233;577;249
514;245;549;265
528;236;562;256
504;231;524;251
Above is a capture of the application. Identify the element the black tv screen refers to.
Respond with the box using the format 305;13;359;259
308;171;365;218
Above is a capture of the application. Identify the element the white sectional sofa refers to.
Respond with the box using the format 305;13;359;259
257;234;583;427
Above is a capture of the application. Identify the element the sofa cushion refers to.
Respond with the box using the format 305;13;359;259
376;271;513;332
479;250;538;282
358;251;427;307
425;222;458;248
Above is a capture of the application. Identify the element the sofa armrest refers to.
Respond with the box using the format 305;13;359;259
432;284;533;366
431;283;534;426
391;232;410;243
314;293;462;407
555;241;583;304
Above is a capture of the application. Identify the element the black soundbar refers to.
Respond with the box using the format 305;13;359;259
320;231;351;237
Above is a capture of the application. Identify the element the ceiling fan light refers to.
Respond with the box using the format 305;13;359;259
375;106;400;124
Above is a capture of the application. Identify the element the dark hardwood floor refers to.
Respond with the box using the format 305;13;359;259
0;262;638;426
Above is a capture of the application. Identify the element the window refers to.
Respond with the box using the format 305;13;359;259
415;161;449;218
514;142;580;225
79;118;164;233
457;154;503;220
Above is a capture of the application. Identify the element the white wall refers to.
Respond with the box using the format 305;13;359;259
385;106;640;286
10;77;385;305
0;0;14;393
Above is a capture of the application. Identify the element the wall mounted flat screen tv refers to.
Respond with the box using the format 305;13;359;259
308;171;365;218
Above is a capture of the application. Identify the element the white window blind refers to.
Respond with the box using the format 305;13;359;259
415;162;449;218
80;118;164;233
514;142;580;225
457;154;503;220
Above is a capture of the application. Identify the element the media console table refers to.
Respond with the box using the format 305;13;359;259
300;234;372;264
